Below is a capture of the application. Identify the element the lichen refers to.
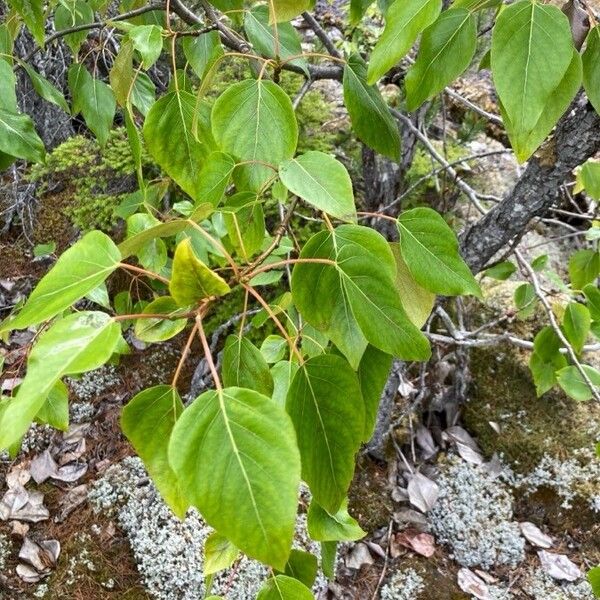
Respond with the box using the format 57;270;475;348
429;459;525;569
0;532;11;572
380;568;425;600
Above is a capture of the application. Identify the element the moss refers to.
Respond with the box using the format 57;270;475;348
464;346;600;473
27;128;151;233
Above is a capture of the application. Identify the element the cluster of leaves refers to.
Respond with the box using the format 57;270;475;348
1;0;600;596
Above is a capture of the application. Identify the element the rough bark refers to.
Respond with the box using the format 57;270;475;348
460;94;600;273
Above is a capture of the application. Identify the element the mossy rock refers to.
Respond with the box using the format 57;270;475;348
465;346;599;473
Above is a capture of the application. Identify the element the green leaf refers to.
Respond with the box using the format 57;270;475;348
587;565;600;597
54;0;94;54
269;0;311;23
405;8;477;111
320;542;336;579
557;365;600;401
9;0;45;45
169;238;230;307
279;550;318;588
307;498;365;542
529;326;567;396
484;261;516;281
583;26;600;115
245;6;308;75
350;0;373;25
357;345;392;441
222;335;274;396
257;575;314;600
390;242;435;328
367;0;441;85
0;312;121;450
21;62;70;113
286;354;364;513
129;24;163;69
271;360;299;408
212;80;297;191
144;91;212;201
169;387;301;569
261;335;287;363
562;302;591;354
531;255;549;272
109;39;135;108
195;151;236;207
0;108;45;163
222;192;266;260
292;225;430;364
578;161;600;200
514;282;536;319
79;77;116;146
343;54;400;161
35;380;69;431
397;207;480;297
569;249;600;291
501;49;582;162
119;219;196;258
583;284;600;321
68;63;90;115
204;531;239;575
491;0;573;135
0;59;17;112
279;151;355;221
121;385;188;518
183;30;224;79
126;213;167;272
131;72;156;116
1;231;120;332
134;296;189;343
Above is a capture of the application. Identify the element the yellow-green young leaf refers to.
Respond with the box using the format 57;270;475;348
0;231;120;332
0;108;45;163
169;238;230;306
569;249;600;291
343;54;400;161
562;302;591;354
583;26;600;115
119;219;196;258
405;8;476;111
222;335;274;397
9;0;45;45
35;380;69;431
109;39;135;108
21;62;70;113
491;0;573;135
222;192;266;260
307;499;365;542
501;49;581;163
396;207;481;297
0;312;121;450
557;365;600;401
514;282;537;319
390;243;435;328
483;261;517;281
286;354;365;514
121;385;188;518
279;550;318;588
169;387;301;570
578;160;600;200
257;575;314;600
183;30;224;79
291;225;430;365
212;80;298;191
144;91;212;201
583;284;600;321
204;532;239;575
129;24;163;69
366;0;441;85
54;0;94;54
357;345;392;442
245;6;308;75
134;296;189;343
279;151;356;222
529;326;568;396
269;0;311;23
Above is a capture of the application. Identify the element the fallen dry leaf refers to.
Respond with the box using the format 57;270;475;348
30;450;59;484
520;522;553;549
444;426;484;465
346;543;374;570
396;529;436;558
16;563;43;583
538;550;581;581
407;473;439;513
457;568;490;599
